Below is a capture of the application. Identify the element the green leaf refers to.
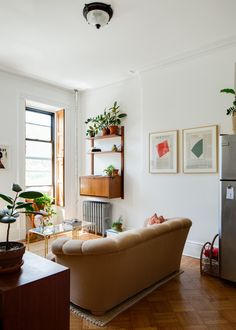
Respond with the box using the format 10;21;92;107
0;216;16;224
0;194;14;204
19;191;43;199
12;184;22;193
7;205;13;209
220;88;236;95
15;202;33;210
118;113;127;118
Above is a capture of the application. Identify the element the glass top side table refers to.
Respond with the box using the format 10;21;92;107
27;221;92;257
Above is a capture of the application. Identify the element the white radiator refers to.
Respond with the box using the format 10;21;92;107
83;201;111;236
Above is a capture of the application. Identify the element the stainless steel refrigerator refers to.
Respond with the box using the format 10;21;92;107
220;134;236;282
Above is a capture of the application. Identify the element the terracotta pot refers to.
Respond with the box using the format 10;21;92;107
112;169;119;176
109;125;119;135
102;128;110;136
0;242;25;274
232;115;236;134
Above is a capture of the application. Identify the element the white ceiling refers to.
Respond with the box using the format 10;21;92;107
0;0;236;90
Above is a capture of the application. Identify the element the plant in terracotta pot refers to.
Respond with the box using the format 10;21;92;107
111;216;123;232
220;88;236;133
86;124;98;137
103;164;118;177
0;184;43;273
26;193;56;228
85;112;109;136
107;101;127;135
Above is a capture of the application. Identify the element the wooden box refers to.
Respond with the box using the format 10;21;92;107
80;175;122;198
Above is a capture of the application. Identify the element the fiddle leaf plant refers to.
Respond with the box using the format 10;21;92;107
220;88;236;116
0;184;43;250
108;101;127;126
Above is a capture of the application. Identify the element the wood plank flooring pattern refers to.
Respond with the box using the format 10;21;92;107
29;236;236;329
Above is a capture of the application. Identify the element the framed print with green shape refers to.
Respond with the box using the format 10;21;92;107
183;125;218;173
149;130;178;173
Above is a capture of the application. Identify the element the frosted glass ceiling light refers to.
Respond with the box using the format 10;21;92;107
83;2;113;29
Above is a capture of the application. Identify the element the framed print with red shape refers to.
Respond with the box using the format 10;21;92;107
149;130;178;173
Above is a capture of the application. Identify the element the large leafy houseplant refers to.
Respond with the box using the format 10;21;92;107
0;184;43;273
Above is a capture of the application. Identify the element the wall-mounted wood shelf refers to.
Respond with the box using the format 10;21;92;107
86;133;121;140
80;126;124;199
87;151;122;155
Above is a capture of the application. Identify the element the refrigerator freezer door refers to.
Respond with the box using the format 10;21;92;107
220;180;236;281
220;135;236;180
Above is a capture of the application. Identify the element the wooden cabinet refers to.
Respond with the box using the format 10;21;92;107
0;252;70;330
80;127;124;199
80;175;122;198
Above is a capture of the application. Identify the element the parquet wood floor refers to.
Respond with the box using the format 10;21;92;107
29;236;236;329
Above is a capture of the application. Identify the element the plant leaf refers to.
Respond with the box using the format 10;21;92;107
0;216;16;224
12;184;22;193
0;194;14;204
220;88;236;95
15;202;33;210
118;113;127;118
19;191;43;199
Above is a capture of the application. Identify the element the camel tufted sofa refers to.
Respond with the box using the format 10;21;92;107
51;217;192;315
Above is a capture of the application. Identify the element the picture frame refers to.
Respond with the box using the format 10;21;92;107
182;125;218;173
149;130;178;173
0;145;9;170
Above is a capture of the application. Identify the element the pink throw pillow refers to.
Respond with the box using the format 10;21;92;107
147;213;166;226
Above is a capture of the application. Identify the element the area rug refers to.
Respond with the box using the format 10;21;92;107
70;270;183;327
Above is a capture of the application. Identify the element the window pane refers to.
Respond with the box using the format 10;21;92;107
26;170;52;186
26;123;51;141
26;158;51;171
26;141;52;159
26;111;51;126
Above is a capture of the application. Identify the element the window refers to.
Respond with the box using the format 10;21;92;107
25;108;55;197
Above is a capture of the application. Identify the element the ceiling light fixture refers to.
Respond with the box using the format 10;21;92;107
83;2;113;29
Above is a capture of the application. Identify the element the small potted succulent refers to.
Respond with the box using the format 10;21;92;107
220;88;236;134
0;184;43;273
111;216;123;232
107;101;127;135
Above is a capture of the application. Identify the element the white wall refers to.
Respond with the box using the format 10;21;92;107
80;45;236;258
0;70;76;241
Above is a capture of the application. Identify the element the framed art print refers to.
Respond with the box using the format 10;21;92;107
0;145;9;170
183;125;218;173
149;130;178;173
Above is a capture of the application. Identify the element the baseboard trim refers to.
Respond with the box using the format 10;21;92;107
183;240;203;259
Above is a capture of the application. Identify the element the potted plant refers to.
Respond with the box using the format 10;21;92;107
86;124;98;137
220;88;236;133
85;112;110;136
111;216;123;232
27;193;56;228
0;184;43;273
107;101;127;135
103;164;118;177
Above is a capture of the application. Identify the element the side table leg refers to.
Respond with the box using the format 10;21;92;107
27;231;30;251
44;236;49;257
